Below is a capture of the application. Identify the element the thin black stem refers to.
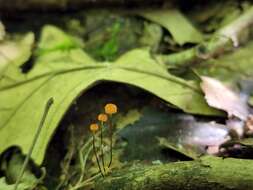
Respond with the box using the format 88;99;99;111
100;122;105;173
92;133;104;178
14;98;54;190
108;117;113;168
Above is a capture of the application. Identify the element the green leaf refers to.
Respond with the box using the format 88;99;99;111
220;138;253;151
157;137;197;159
0;26;220;165
140;9;203;45
233;138;253;147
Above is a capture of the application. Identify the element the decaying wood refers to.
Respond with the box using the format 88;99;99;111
94;156;253;190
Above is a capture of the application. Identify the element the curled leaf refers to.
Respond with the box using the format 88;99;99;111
201;76;249;120
140;9;203;45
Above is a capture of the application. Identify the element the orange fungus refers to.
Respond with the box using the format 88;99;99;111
98;113;108;122
104;103;117;114
90;123;99;132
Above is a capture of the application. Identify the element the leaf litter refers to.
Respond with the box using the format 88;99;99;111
1;3;253;189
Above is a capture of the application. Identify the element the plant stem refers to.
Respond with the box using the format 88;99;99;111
77;143;93;184
13;97;54;190
92;133;104;178
71;173;101;190
108;118;113;168
100;122;106;173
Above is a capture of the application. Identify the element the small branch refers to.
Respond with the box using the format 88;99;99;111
158;6;253;67
94;156;253;190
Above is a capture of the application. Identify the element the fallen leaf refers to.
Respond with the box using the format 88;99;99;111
157;137;198;159
201;76;249;120
140;9;203;45
0;25;220;165
235;138;253;147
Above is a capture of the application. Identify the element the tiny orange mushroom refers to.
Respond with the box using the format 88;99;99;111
98;113;108;122
104;103;117;115
90;123;99;133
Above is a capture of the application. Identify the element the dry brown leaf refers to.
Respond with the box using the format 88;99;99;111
201;76;249;120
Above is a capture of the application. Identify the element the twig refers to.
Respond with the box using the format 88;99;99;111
108;118;113;168
100;122;106;173
158;6;253;67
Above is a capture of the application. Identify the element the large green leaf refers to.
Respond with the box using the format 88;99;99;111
140;9;203;45
0;25;220;165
